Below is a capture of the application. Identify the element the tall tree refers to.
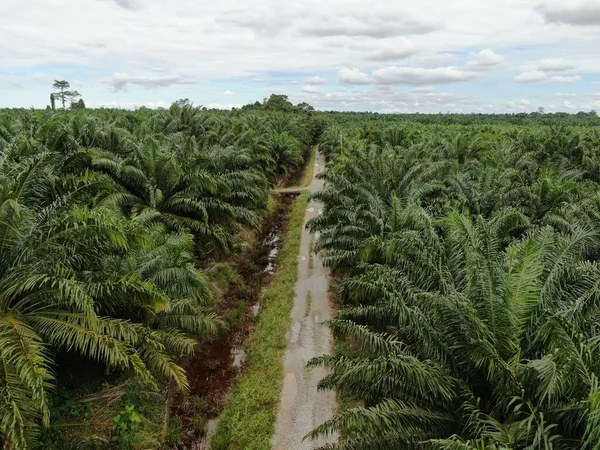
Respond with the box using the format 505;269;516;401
51;80;80;109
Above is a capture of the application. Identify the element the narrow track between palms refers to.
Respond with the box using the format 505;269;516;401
272;150;338;449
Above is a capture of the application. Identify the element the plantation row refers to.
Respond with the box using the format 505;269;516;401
309;118;600;448
0;103;320;448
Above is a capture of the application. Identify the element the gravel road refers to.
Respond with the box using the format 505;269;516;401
272;150;338;449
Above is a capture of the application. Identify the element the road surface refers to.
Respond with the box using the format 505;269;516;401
272;150;338;449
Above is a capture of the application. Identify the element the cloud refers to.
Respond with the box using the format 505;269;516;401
308;87;488;113
90;100;170;109
556;93;576;97
215;9;292;36
27;72;47;83
107;73;197;91
304;76;328;85
413;86;435;93
373;66;481;85
365;49;503;87
300;10;442;38
224;90;235;95
538;2;600;26
207;102;243;110
365;38;415;61
564;99;577;109
73;81;84;87
515;70;582;84
549;75;582;83
514;70;548;83
338;67;371;85
519;98;531;106
465;49;506;71
3;0;600;112
113;0;140;10
417;53;461;68
302;84;322;93
538;58;576;71
366;48;414;62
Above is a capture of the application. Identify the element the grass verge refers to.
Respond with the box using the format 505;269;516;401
210;192;309;450
305;291;312;318
299;145;318;188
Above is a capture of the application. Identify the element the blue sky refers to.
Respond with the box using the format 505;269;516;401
1;0;600;112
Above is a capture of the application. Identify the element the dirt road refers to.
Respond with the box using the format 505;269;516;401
272;150;338;449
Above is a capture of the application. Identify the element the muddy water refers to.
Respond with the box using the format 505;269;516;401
173;194;296;449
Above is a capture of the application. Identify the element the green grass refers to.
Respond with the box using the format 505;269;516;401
305;291;312;318
299;145;318;188
210;192;309;450
266;194;277;213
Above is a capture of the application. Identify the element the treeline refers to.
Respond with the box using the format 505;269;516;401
241;93;316;113
318;110;600;126
0;103;319;448
309;118;600;448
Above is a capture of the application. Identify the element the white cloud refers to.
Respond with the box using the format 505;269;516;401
515;70;582;84
413;86;435;93
2;0;600;111
73;80;84;87
465;49;506;71
581;98;600;110
354;49;502;88
304;76;328;85
556;93;576;97
507;98;532;109
224;90;235;95
300;9;442;38
365;37;415;61
417;53;461;68
549;75;582;83
338;67;371;85
302;84;322;93
514;70;548;83
367;48;414;62
107;73;197;91
308;87;488;113
564;99;577;109
538;58;576;71
373;66;481;85
207;102;243;109
89;100;170;109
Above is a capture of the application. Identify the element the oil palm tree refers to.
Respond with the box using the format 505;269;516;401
85;137;261;253
0;151;218;448
309;211;600;449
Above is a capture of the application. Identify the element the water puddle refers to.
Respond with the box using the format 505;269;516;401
230;331;247;370
180;193;297;448
263;232;280;274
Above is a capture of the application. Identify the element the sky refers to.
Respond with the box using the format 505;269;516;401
1;0;600;113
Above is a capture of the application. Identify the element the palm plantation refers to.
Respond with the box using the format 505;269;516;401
308;117;600;449
2;101;600;449
0;101;316;448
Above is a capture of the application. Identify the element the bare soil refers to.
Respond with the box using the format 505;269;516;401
172;194;296;447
